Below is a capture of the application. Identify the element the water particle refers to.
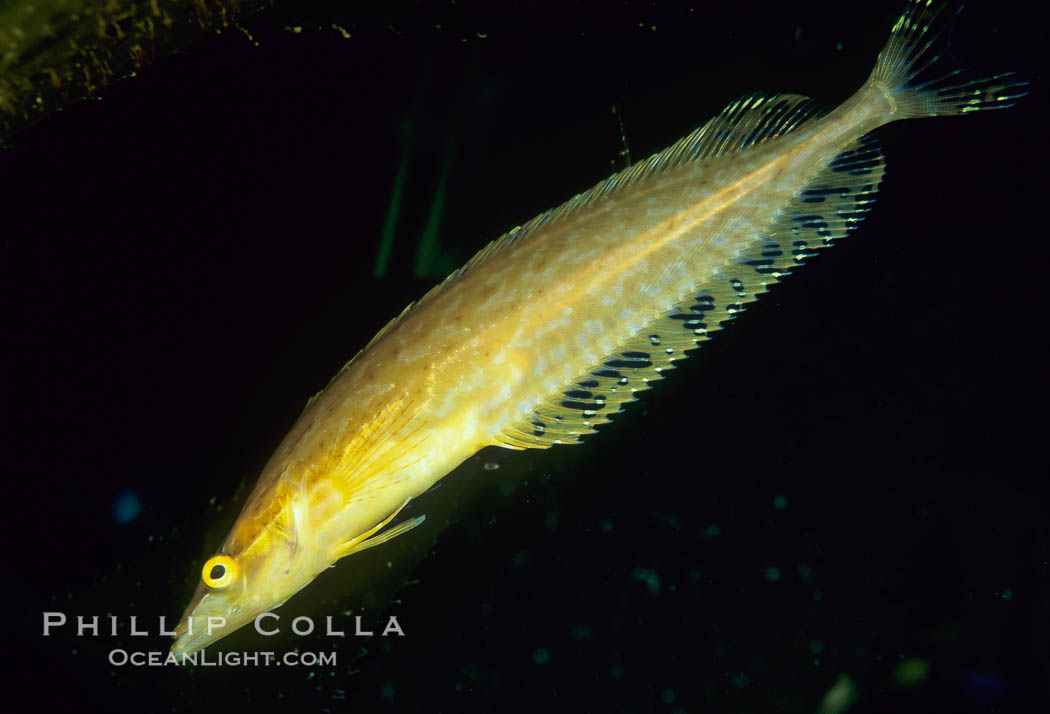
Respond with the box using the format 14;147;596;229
632;568;662;593
893;658;930;686
112;490;142;524
964;672;1005;696
569;625;593;640
533;647;550;665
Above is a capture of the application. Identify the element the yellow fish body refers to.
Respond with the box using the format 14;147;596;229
172;0;1025;656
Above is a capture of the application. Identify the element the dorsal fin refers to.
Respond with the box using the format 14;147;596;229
681;93;823;160
496;132;885;449
389;93;826;321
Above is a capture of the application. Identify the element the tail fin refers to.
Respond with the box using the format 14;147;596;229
869;0;1027;118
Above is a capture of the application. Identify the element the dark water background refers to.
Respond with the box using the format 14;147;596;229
4;1;1047;711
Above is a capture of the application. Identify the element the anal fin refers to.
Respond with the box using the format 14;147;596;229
496;134;885;450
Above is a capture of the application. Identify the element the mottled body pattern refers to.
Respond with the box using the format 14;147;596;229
172;1;1025;656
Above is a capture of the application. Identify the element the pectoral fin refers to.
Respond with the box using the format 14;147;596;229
334;499;426;561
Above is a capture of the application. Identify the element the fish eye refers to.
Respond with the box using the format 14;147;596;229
201;554;238;590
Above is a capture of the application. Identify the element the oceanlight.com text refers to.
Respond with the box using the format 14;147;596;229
109;648;338;667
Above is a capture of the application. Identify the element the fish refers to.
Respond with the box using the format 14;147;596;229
171;0;1026;657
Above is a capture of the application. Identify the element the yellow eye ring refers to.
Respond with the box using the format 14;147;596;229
201;554;237;590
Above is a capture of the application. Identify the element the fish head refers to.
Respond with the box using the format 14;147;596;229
170;482;321;657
